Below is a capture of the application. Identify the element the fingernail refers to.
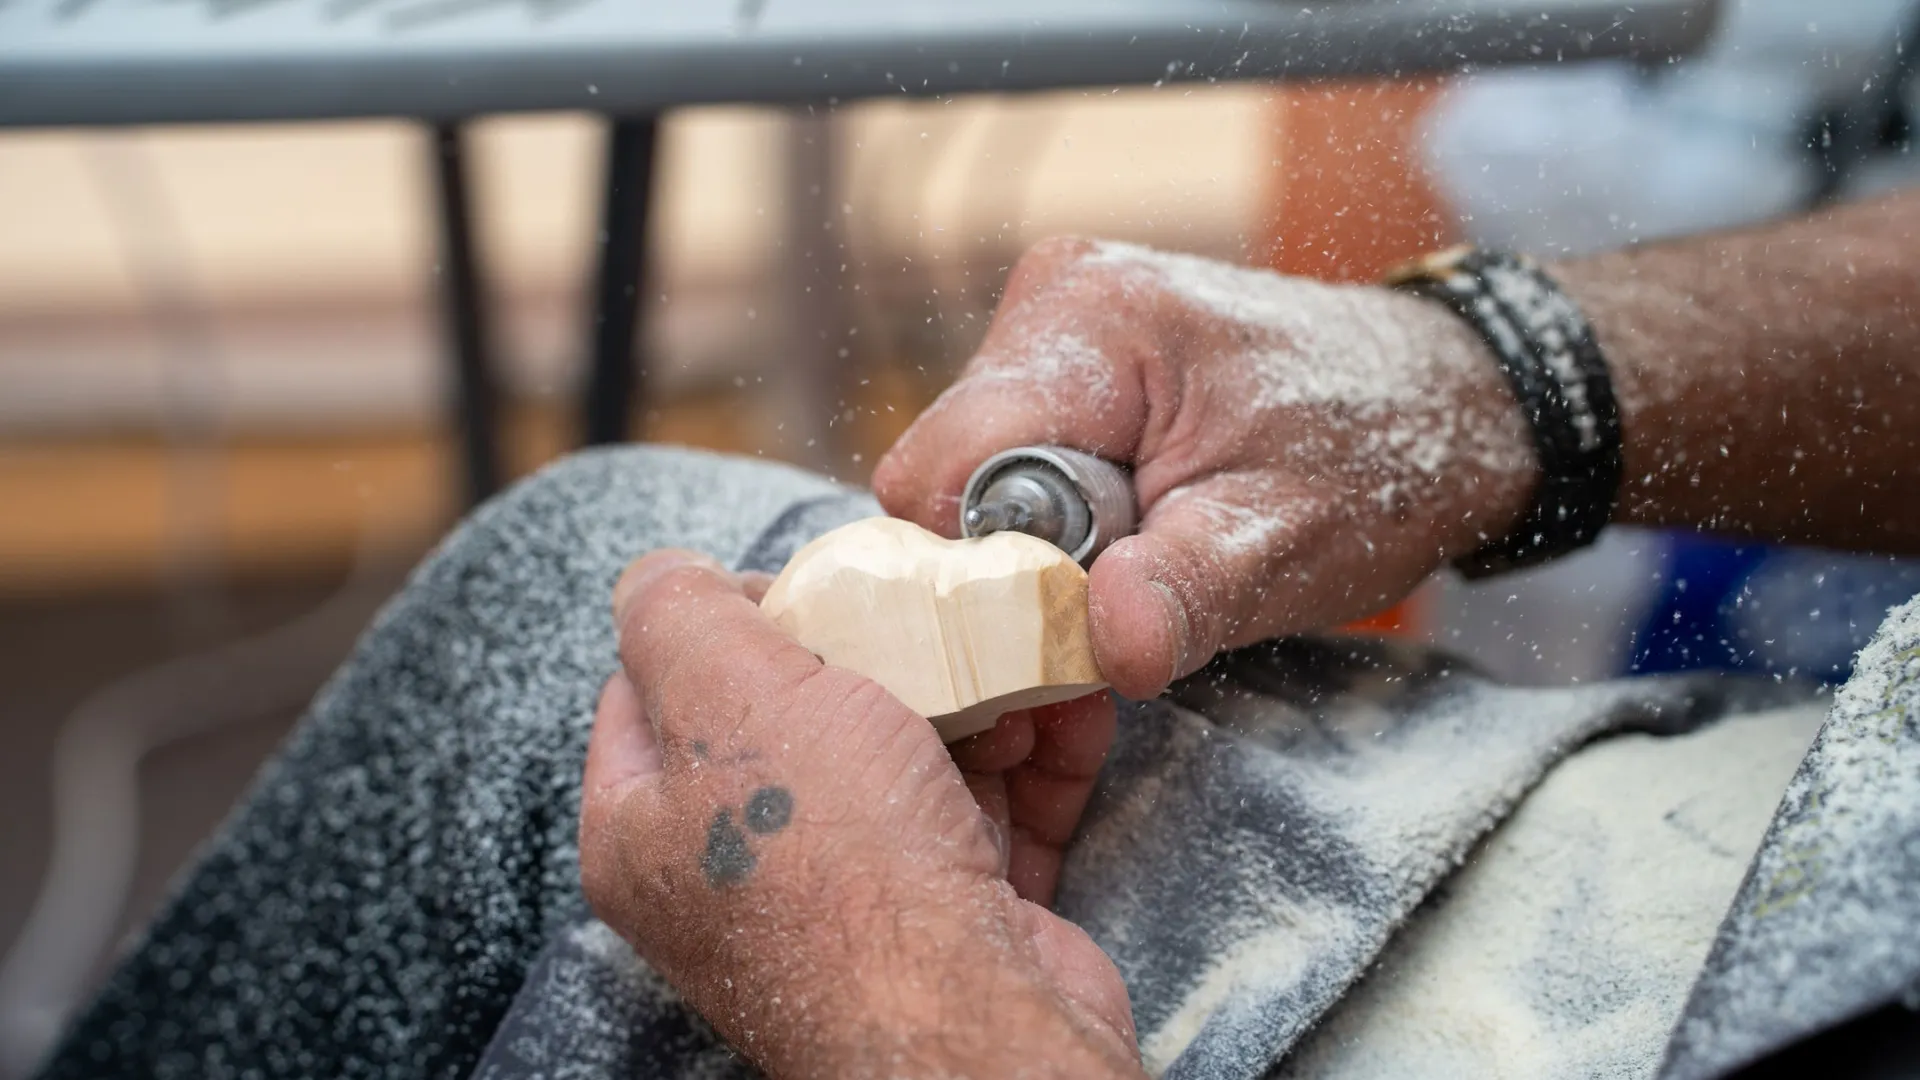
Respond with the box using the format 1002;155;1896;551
1148;579;1190;684
612;551;724;623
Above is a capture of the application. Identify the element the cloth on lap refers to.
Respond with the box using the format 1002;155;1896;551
34;448;1920;1080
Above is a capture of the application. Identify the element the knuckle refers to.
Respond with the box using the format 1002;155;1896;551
619;568;738;664
1007;235;1098;294
729;642;832;729
636;562;725;615
1022;234;1097;266
869;446;912;499
794;668;917;742
766;636;828;687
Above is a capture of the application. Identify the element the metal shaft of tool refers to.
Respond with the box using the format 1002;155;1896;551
959;447;1136;566
967;471;1068;542
962;500;1026;536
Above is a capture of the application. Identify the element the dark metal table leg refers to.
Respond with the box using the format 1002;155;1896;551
583;115;660;446
777;108;852;473
429;121;503;506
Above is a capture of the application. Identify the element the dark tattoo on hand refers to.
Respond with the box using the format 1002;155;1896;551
744;786;793;834
701;786;794;888
702;810;756;887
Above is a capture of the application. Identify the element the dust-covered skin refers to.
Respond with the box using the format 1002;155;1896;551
874;236;1539;701
1554;190;1920;554
579;551;1145;1080
875;189;1920;702
586;196;1920;1075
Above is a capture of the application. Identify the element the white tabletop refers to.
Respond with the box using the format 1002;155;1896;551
0;0;1720;126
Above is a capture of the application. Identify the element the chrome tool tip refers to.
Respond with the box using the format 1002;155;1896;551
964;502;1014;535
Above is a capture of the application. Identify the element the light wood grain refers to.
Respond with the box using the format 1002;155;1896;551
760;517;1106;742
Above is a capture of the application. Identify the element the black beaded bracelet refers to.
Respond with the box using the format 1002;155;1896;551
1385;246;1623;579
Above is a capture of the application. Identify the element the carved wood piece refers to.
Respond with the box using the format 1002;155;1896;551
760;517;1107;742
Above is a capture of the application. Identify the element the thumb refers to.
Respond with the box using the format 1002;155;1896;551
1088;474;1313;699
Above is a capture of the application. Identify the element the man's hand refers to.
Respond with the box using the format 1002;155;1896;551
874;238;1537;700
580;550;1144;1080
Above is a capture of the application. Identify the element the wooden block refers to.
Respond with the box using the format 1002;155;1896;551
760;517;1107;742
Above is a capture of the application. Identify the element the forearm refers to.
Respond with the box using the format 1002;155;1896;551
695;892;1144;1080
1549;188;1920;552
845;958;1144;1080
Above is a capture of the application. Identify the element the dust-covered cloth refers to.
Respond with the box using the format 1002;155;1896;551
30;448;1920;1080
1656;595;1920;1080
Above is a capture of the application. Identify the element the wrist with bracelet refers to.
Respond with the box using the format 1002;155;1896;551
1384;246;1624;579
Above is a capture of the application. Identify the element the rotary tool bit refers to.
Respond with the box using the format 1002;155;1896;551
959;446;1137;566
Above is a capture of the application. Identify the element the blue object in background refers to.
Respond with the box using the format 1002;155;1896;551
1629;535;1920;685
